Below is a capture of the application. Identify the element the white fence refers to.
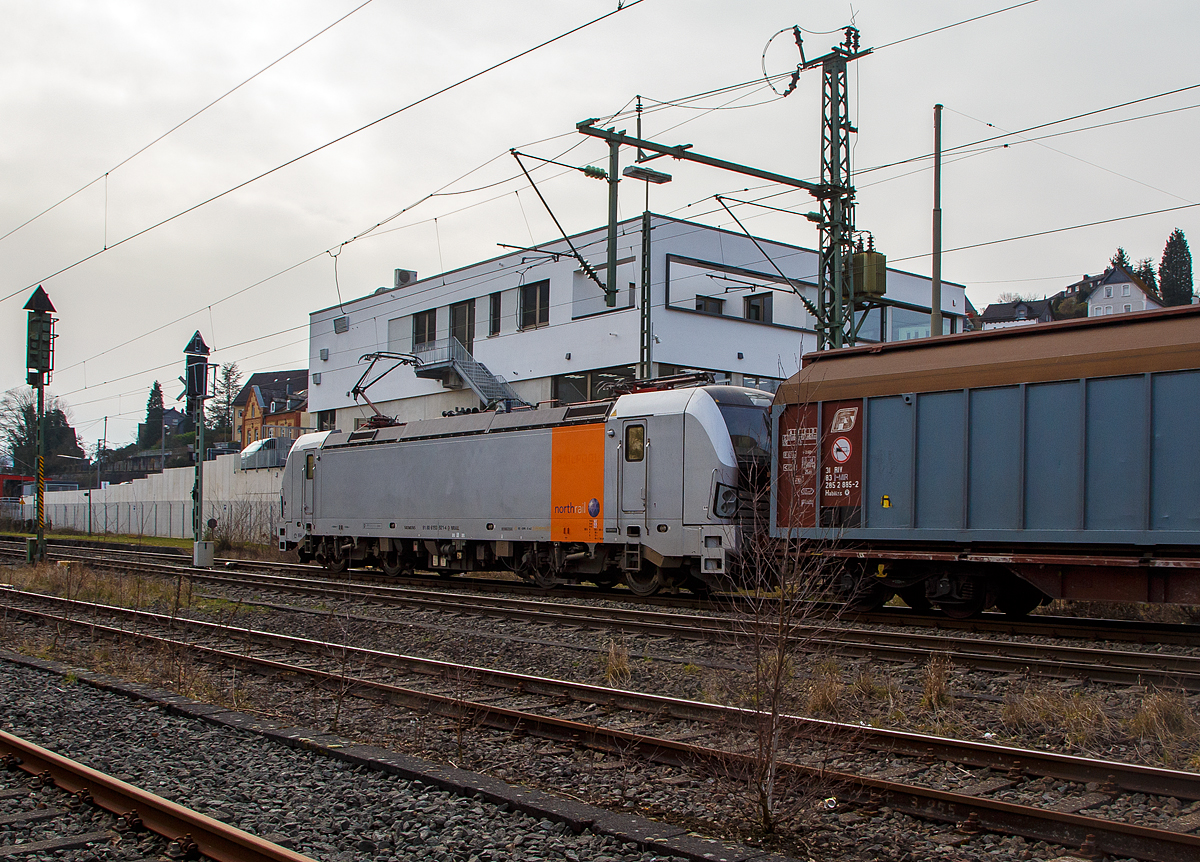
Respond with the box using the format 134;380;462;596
7;454;286;545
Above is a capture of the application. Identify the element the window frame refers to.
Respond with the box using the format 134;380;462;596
695;295;724;315
489;292;501;336
519;280;550;331
744;292;773;323
624;424;645;462
413;308;437;347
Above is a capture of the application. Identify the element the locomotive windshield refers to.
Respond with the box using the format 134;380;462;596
705;386;772;471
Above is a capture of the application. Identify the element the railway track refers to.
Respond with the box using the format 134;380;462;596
3;587;1200;861
8;543;1200;692
0;727;315;861
6;535;1200;646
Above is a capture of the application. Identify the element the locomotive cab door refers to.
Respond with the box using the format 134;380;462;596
619;421;647;530
302;450;316;522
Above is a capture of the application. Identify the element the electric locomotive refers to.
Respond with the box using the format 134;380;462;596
279;383;772;594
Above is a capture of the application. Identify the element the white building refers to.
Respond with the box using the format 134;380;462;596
308;214;966;430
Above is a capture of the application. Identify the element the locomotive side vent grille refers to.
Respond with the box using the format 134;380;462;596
563;402;613;421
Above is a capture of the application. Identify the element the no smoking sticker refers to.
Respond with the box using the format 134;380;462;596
831;436;852;463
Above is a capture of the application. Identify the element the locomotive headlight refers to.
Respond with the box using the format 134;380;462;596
713;483;740;519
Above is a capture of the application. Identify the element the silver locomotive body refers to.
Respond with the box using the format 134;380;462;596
280;386;768;594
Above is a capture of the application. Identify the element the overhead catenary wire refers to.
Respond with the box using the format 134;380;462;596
0;0;381;247
0;0;651;306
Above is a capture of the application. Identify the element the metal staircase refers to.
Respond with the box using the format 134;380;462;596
413;337;526;407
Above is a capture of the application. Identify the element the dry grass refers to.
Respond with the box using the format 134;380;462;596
805;657;842;718
603;637;631;686
850;666;893;703
1001;684;1117;748
1129;691;1200;749
920;654;954;712
5;562;183;611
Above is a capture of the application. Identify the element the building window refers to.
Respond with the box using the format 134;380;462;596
519;280;550;330
550;365;636;404
413;308;436;347
744;293;773;323
695;295;724;315
1124;304;1132;313
318;410;336;431
1105;286;1113;298
1122;285;1131;296
489;292;501;336
1105;305;1113;314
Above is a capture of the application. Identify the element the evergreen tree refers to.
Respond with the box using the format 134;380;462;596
139;382;164;449
205;362;243;441
0;389;85;477
1110;246;1131;270
1159;228;1194;306
1134;258;1158;295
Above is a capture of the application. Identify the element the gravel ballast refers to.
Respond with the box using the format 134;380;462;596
0;655;701;862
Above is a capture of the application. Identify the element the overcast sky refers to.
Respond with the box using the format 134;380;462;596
2;0;1197;448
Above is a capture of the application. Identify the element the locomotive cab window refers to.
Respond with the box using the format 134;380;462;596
624;425;645;462
305;452;315;480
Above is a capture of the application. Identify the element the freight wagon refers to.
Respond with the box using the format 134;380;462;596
771;305;1200;617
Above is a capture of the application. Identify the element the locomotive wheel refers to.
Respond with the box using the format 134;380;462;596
624;565;663;597
379;551;407;577
321;540;349;574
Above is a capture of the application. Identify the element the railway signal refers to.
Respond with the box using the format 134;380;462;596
23;286;56;563
182;331;215;567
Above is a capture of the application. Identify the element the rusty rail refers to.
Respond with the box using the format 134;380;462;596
0;729;317;862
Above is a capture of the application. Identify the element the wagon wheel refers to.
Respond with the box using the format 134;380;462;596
936;580;987;618
995;581;1044;618
897;585;932;612
624;564;664;597
846;580;891;612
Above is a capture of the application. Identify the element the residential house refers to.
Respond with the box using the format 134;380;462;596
1069;265;1162;317
233;370;311;449
979;298;1055;330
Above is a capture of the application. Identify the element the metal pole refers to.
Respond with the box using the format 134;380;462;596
161;423;167;473
606;137;620;307
931;103;943;337
35;381;44;561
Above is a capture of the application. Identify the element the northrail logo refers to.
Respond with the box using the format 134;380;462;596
554;498;601;517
